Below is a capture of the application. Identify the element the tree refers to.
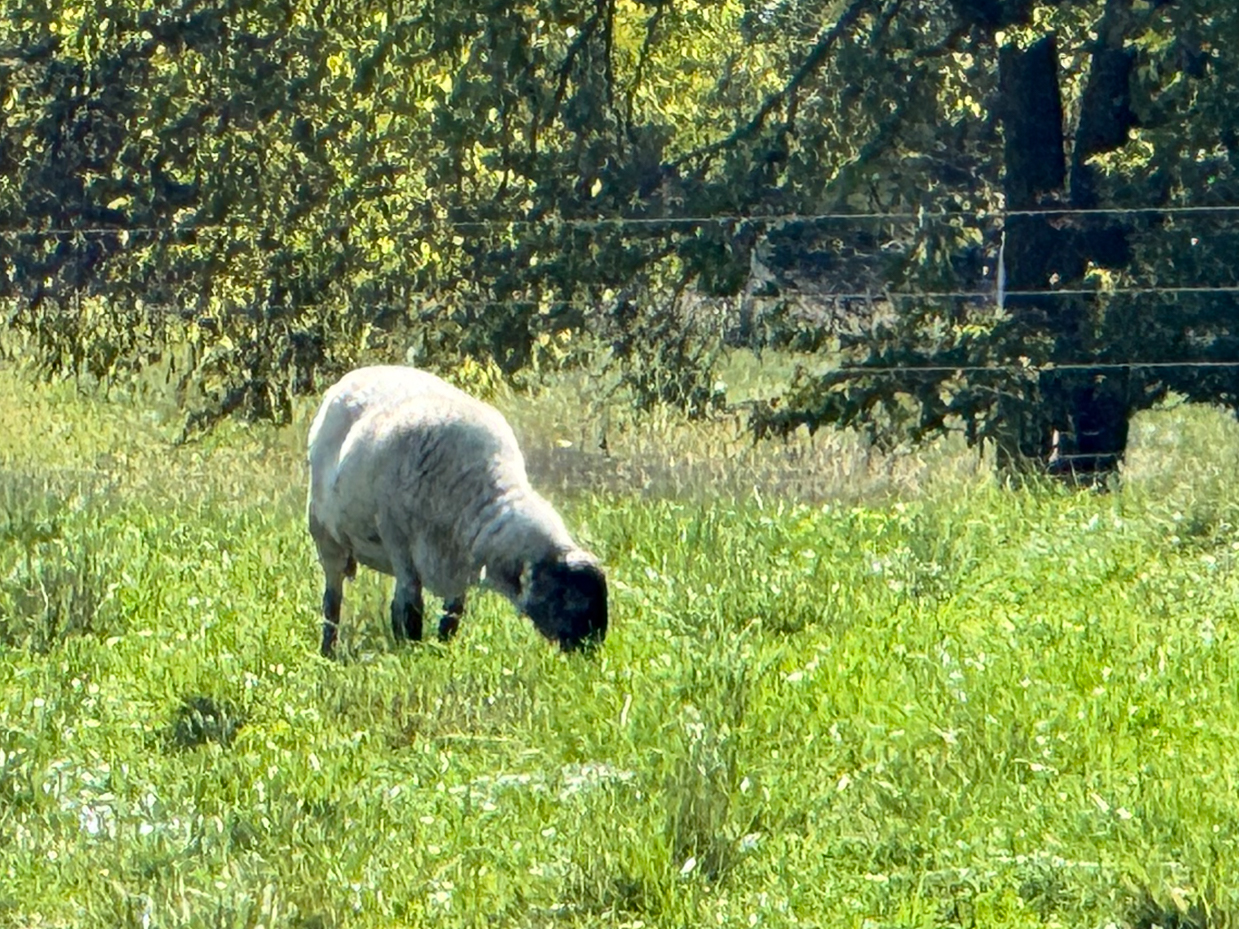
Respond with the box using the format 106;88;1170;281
747;0;1239;481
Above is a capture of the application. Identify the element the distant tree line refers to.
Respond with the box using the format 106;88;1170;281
1;0;1235;474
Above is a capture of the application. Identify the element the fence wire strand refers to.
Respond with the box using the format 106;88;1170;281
4;203;1238;380
3;202;1239;238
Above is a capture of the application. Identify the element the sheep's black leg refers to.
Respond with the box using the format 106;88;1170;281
439;596;465;641
321;587;342;657
377;516;425;645
311;520;351;659
391;582;424;642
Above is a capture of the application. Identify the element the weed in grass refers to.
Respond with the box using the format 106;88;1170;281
661;640;765;887
0;742;35;808
0;469;66;547
0;467;128;652
1017;862;1074;919
666;704;738;882
0;538;116;652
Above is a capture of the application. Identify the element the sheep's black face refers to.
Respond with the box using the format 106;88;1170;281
525;557;608;651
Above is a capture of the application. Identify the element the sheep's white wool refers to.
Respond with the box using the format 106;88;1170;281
307;365;604;652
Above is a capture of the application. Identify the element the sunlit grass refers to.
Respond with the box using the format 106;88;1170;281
2;362;1239;927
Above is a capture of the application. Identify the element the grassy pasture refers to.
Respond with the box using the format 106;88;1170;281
3;361;1239;928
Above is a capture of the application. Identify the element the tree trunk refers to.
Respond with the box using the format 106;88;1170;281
1047;0;1137;484
996;36;1066;474
997;12;1138;484
1046;373;1131;483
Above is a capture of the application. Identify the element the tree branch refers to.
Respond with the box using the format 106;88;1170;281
624;0;667;145
669;0;879;171
539;8;604;134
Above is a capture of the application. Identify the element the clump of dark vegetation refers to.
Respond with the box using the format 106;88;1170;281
560;863;658;922
1126;890;1218;929
167;695;245;751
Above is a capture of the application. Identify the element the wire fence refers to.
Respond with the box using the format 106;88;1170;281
3;202;1237;379
9;284;1239;312
3;202;1239;237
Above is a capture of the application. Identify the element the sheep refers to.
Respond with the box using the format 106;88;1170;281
306;365;608;658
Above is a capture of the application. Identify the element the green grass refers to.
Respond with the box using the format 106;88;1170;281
3;364;1239;928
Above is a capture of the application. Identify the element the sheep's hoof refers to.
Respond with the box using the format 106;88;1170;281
438;612;460;641
320;621;339;658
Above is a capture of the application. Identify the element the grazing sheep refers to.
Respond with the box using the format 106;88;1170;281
306;365;608;658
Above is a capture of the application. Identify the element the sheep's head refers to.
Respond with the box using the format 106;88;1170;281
521;552;608;651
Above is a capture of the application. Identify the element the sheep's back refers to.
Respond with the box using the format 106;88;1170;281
307;366;532;595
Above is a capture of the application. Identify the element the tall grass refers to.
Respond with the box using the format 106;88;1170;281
2;362;1239;927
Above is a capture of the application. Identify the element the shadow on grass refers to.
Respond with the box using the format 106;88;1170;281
166;695;245;751
1127;889;1236;929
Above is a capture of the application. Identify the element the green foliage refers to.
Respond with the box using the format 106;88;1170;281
168;695;245;751
604;290;725;418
